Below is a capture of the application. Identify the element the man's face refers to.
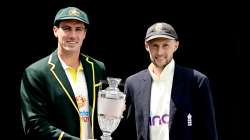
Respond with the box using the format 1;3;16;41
53;19;86;54
145;37;179;69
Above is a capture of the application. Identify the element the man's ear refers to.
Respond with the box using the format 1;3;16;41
145;42;149;51
53;26;58;38
174;40;179;52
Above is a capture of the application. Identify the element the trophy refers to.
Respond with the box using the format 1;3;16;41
97;77;126;140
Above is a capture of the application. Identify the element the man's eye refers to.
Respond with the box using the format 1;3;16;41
76;28;82;31
76;27;84;31
62;27;70;31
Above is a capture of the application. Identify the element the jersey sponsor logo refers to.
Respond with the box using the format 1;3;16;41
149;114;169;126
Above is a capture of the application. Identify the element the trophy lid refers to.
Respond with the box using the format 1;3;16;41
100;77;125;99
107;77;121;91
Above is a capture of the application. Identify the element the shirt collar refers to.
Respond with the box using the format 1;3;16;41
148;59;175;81
58;55;83;71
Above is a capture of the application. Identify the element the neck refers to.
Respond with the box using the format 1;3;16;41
58;51;80;69
149;63;164;78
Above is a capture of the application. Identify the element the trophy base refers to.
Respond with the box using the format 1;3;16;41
101;132;112;140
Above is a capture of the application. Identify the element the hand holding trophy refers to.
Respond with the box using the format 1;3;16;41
97;77;126;140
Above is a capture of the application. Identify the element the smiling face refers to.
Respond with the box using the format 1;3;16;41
53;19;87;55
145;37;179;71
